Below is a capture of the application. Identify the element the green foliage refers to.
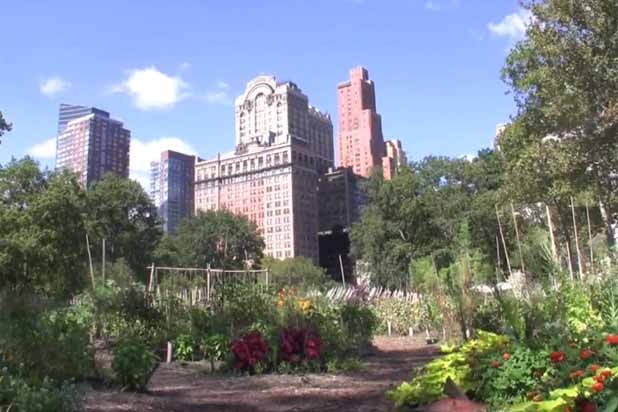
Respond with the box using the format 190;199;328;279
0;161;87;298
112;335;158;391
201;334;229;369
0;370;80;412
156;210;264;270
387;331;509;407
174;334;195;361
0;294;94;385
86;174;162;280
475;346;549;406
0;110;11;139
262;256;328;291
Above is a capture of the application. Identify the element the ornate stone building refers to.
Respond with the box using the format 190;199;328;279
194;76;333;261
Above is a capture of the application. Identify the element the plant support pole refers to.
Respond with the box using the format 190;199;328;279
510;202;525;273
85;233;96;289
570;197;583;280
495;204;513;278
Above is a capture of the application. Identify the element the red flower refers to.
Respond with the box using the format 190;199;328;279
606;335;618;346
490;360;501;368
569;370;586;380
591;382;604;393
589;364;601;373
503;353;511;361
580;349;594;360
600;370;613;379
550;351;567;363
594;375;604;384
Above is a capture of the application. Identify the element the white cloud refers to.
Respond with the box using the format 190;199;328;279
488;9;532;41
40;77;71;97
113;67;189;110
204;81;232;105
28;138;56;159
130;137;197;190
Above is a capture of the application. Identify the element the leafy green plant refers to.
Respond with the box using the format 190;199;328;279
112;336;158;391
201;334;229;371
0;370;80;412
175;334;195;361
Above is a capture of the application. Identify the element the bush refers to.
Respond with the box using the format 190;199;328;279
0;370;80;412
0;296;94;385
230;331;269;372
175;334;195;361
112;335;158;391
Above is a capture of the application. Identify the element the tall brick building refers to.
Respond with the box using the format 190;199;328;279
55;104;130;188
194;75;333;261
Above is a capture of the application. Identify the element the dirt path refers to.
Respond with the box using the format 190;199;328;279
83;336;438;412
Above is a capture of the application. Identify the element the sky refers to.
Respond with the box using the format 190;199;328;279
0;0;531;188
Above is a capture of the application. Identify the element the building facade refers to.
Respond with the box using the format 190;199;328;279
55;105;130;188
194;76;333;261
317;166;365;232
337;67;385;178
382;139;407;180
150;150;197;234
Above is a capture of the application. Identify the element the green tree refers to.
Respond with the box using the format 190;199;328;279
158;210;264;269
0;111;11;143
501;0;618;248
0;159;87;297
261;256;328;290
85;174;162;280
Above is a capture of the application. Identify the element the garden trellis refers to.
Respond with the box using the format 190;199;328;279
147;264;270;306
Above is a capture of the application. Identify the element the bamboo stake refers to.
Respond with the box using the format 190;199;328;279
495;205;513;278
585;203;594;274
85;233;96;289
102;238;106;283
546;204;559;265
566;241;574;282
338;254;346;287
510;202;526;273
570;197;583;280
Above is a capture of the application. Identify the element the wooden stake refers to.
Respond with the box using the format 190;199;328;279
147;263;155;292
546;204;559;264
570;197;583;280
338;254;346;287
166;342;173;363
102;238;106;283
585;203;594;274
85;233;96;289
495;205;513;278
510;202;526;273
566;241;574;282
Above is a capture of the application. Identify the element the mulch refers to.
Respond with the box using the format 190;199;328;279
83;335;438;412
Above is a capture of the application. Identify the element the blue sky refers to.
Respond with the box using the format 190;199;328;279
0;0;530;187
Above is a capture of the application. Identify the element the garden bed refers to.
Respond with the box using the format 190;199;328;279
82;336;439;412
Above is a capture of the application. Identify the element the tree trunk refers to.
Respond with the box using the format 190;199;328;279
599;200;616;249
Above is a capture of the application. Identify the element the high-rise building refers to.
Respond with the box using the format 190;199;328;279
317;166;366;232
382;139;407;180
55;104;130;188
194;75;334;261
337;67;385;178
150;150;197;234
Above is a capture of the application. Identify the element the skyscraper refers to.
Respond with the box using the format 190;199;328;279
382;139;407;180
194;75;334;261
150;150;197;234
55;104;130;188
337;67;385;178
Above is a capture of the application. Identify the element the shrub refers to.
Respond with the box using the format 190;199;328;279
279;327;324;366
230;331;269;372
201;334;229;371
0;370;80;412
112;335;158;391
175;334;195;361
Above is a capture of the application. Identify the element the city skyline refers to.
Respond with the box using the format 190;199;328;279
2;0;528;190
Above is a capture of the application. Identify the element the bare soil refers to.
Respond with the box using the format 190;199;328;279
83;336;438;412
